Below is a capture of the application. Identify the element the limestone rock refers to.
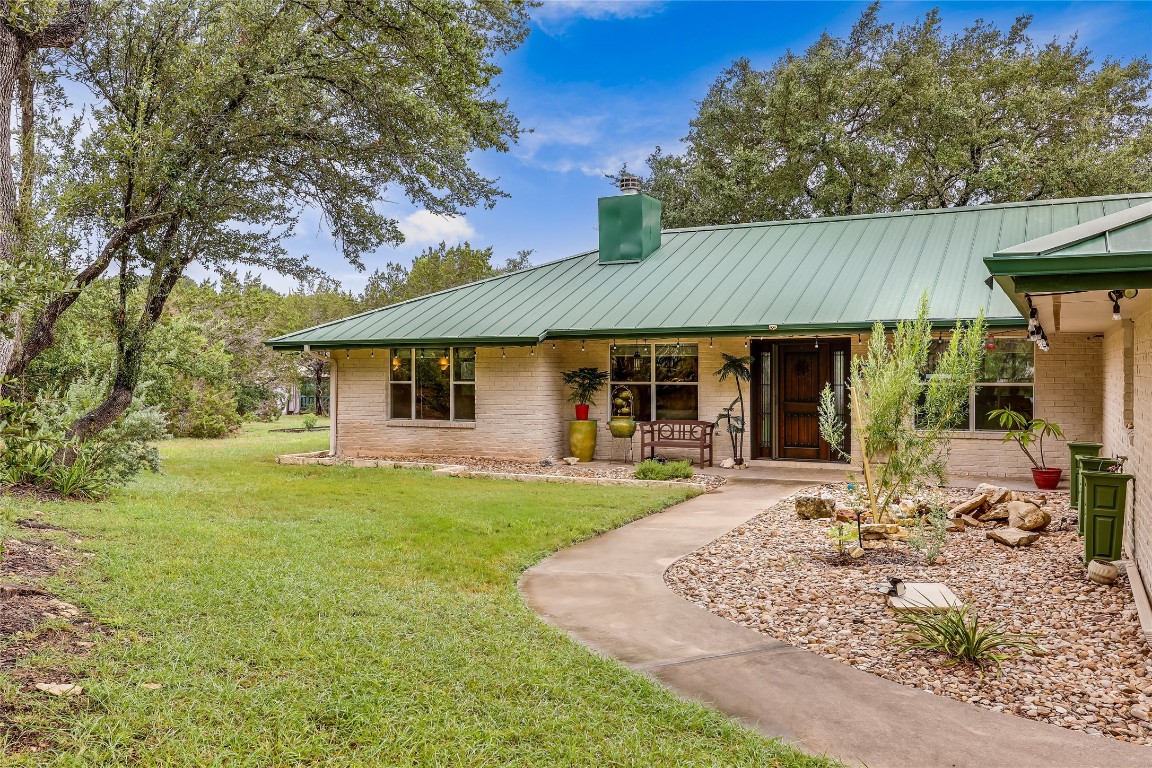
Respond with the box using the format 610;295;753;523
1006;501;1051;531
796;494;835;520
977;504;1011;523
959;513;983;528
562;457;579;465
719;458;736;469
948;493;988;517
834;505;859;522
987;528;1040;548
36;683;82;697
860;523;902;535
973;483;1012;505
849;546;865;559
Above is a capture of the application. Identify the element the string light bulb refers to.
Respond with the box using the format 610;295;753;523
501;347;506;358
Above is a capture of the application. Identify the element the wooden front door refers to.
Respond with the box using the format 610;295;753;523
778;343;825;459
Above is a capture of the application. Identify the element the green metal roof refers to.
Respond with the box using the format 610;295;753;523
268;193;1152;350
985;202;1152;299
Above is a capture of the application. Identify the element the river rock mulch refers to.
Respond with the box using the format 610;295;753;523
349;453;725;490
665;484;1152;746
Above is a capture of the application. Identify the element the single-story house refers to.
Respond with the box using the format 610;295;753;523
268;187;1152;604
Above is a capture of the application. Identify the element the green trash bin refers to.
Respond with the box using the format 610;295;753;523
1067;442;1102;511
1081;470;1132;564
1077;457;1121;536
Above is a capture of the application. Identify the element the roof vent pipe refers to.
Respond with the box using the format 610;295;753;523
617;172;642;195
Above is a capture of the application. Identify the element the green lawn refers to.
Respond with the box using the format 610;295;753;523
2;419;837;767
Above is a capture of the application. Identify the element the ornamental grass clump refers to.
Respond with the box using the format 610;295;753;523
892;603;1043;672
633;459;694;481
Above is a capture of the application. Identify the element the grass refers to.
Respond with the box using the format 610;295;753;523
1;417;839;767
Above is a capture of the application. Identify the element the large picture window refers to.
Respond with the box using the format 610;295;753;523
922;337;1033;431
389;347;476;421
610;343;698;420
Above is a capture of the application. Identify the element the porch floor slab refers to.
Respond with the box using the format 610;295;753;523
520;479;1146;768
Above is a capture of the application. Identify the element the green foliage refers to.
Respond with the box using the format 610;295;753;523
639;2;1152;228
634;459;694;480
561;367;610;406
0;378;167;497
302;414;318;431
819;294;986;519
907;504;950;565
826;521;857;554
164;378;243;439
361;242;532;309
893;603;1043;671
2;425;836;767
988;406;1065;469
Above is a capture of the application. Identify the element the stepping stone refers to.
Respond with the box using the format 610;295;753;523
987;527;1040;548
887;582;962;612
35;683;82;697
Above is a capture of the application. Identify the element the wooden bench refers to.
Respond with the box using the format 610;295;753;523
638;420;715;467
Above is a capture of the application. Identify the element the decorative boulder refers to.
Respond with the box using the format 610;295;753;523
719;458;736;469
796;494;835;519
973;483;1012;505
987;528;1040;548
977;504;1011;523
948;493;988;517
1006;501;1051;531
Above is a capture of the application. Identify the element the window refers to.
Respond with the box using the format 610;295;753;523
610;343;698;420
389;347;475;421
922;337;1033;431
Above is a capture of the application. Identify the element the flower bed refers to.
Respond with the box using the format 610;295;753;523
666;484;1152;745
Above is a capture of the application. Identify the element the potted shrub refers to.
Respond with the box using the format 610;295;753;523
562;367;609;421
988;406;1066;490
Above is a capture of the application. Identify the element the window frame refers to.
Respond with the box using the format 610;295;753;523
924;336;1035;432
608;342;700;421
388;346;476;422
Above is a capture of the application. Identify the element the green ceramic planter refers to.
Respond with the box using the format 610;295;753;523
608;417;637;438
569;419;598;462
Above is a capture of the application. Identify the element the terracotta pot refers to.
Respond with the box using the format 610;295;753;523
574;404;590;421
1087;558;1119;585
1031;467;1062;490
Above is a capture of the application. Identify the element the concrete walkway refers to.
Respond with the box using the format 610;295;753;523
520;480;1149;768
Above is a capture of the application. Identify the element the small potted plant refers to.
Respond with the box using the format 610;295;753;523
562;367;609;421
988;406;1066;490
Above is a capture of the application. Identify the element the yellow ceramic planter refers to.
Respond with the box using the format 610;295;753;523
568;419;598;462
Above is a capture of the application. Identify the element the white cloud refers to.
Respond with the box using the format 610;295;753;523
533;1;666;34
398;210;476;247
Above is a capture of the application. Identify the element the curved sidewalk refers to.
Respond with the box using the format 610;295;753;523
519;479;1150;768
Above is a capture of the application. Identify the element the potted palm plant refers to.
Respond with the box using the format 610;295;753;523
562;367;610;420
714;353;753;465
988;406;1066;490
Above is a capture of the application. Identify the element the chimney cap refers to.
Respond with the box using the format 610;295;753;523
618;172;641;195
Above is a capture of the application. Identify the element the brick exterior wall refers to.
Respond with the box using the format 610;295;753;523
947;332;1103;478
329;332;1103;482
1125;311;1152;598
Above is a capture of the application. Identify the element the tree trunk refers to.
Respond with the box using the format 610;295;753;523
312;360;327;417
0;2;94;376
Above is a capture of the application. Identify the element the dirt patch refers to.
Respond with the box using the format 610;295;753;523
0;528;107;754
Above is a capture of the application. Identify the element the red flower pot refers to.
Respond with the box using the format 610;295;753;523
574;404;590;421
1031;467;1063;490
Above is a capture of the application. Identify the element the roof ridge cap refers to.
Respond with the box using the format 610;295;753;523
660;193;1152;234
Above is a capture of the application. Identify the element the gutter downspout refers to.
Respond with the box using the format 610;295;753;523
303;345;337;457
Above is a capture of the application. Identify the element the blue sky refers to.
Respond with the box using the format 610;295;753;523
258;0;1152;293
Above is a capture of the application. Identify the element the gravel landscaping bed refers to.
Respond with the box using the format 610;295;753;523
349;454;725;490
666;484;1152;745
